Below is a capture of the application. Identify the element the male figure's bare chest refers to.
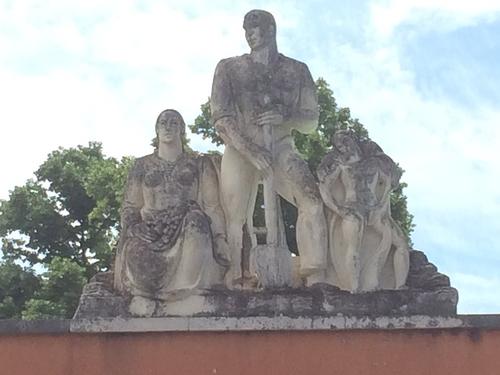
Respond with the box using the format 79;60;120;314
230;58;301;110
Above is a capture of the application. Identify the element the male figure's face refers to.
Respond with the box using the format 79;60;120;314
157;114;183;144
245;25;268;50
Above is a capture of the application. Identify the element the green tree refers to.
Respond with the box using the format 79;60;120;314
294;78;369;171
21;299;66;320
190;101;223;146
0;142;131;277
22;257;87;320
0;142;132;319
0;260;40;318
189;78;414;249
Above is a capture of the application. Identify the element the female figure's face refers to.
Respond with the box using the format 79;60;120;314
157;113;182;144
334;135;361;162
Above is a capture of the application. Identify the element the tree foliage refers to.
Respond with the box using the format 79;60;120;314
0;142;131;319
190;101;223;146
189;78;414;250
22;257;87;320
0;142;131;277
0;260;40;318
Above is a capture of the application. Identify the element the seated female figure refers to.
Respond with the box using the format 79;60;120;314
114;109;229;315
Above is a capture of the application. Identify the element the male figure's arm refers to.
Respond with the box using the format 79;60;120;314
198;155;230;267
284;62;319;134
211;59;271;175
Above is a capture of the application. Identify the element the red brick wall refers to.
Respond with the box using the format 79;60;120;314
1;329;499;375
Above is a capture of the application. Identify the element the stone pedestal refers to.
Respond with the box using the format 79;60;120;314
74;250;458;319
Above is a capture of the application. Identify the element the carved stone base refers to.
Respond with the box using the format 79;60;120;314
74;285;458;319
250;244;293;288
74;250;458;320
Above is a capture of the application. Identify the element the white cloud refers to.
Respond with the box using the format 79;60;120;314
0;0;245;197
370;0;500;38
0;1;307;199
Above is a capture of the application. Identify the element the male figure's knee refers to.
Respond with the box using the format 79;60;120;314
291;170;322;206
296;191;323;215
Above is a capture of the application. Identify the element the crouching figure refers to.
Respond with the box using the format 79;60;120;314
317;130;409;292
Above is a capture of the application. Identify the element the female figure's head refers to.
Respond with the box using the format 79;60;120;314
155;109;185;145
332;130;361;163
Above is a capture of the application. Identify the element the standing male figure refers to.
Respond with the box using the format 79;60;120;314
211;9;327;287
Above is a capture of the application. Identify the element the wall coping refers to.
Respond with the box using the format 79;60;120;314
0;319;70;334
1;314;500;334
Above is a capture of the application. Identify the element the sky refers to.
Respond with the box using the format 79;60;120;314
1;0;499;313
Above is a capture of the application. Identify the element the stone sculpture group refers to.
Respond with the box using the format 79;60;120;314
75;10;457;319
111;9;408;314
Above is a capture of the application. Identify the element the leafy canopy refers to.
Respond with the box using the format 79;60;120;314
0;142;132;277
0;143;131;319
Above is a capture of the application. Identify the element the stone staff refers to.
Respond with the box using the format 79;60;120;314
261;101;281;245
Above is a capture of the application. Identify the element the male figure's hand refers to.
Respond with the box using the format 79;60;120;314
214;117;272;177
256;110;283;127
246;143;272;178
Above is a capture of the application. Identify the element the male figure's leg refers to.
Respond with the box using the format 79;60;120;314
220;145;260;286
274;144;327;279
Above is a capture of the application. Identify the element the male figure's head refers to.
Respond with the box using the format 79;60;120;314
243;10;276;51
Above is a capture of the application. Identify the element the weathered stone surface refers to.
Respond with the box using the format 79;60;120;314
317;130;410;292
111;109;228;315
211;9;327;288
74;249;458;319
318;284;457;316
407;250;451;289
250;244;293;288
0;319;70;334
4;314;500;335
74;10;458;321
70;315;471;333
73;272;128;319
